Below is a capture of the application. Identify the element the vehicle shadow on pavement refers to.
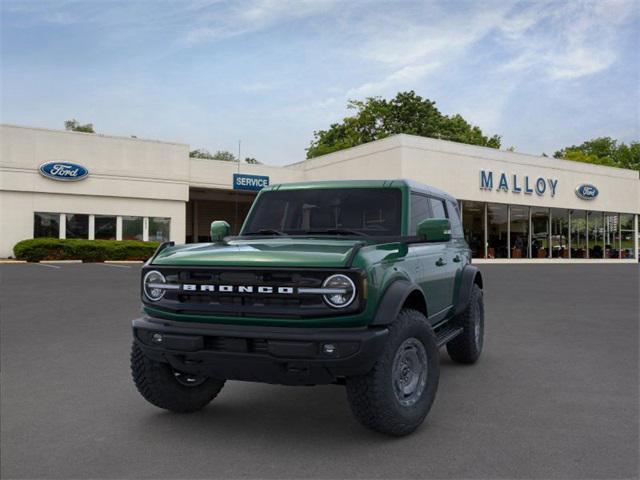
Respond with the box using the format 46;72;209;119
131;352;466;445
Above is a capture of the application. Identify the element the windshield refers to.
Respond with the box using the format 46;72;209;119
242;188;402;237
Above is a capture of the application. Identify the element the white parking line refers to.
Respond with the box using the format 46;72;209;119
36;263;61;269
96;263;132;269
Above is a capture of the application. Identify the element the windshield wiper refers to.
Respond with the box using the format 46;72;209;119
244;229;288;236
305;228;369;237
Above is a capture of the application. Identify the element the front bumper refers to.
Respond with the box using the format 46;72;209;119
132;317;388;386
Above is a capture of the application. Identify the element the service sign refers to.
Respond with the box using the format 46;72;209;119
233;173;269;191
39;161;89;182
575;184;598;200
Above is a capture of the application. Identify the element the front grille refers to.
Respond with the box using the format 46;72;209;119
143;267;364;319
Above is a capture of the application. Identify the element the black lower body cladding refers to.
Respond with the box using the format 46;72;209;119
132;317;389;386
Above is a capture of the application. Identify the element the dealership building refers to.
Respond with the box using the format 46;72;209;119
1;123;638;262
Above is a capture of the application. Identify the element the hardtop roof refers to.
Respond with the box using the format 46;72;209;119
263;179;457;203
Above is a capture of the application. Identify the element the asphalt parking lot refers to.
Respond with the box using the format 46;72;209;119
1;263;638;479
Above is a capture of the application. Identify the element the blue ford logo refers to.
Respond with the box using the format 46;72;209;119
39;161;89;182
575;184;598;200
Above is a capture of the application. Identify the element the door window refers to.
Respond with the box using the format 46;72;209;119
430;198;447;219
410;193;431;234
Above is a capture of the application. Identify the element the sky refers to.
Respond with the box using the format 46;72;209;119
1;0;639;165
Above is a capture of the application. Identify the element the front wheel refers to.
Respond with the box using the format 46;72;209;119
131;342;225;413
345;309;439;436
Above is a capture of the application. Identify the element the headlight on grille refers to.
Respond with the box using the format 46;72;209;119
322;274;356;308
143;270;166;301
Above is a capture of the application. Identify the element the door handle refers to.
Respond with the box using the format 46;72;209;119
436;258;447;267
453;255;461;263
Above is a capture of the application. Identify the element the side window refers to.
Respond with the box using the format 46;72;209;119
447;200;464;238
410;193;431;234
429;198;447;219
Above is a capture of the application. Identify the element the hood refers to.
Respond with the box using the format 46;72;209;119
151;238;364;268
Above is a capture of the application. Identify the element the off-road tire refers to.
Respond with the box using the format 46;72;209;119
345;309;439;436
447;283;484;364
131;342;225;413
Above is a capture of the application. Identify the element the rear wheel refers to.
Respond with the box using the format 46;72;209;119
447;283;484;364
345;309;439;436
131;342;225;413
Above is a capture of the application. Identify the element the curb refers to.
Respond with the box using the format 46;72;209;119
104;260;144;264
0;259;27;264
39;260;83;264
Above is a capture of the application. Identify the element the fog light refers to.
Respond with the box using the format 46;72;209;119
152;333;163;344
323;343;337;355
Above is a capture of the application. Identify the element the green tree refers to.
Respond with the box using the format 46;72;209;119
244;157;261;164
64;119;94;133
189;149;238;161
212;150;237;162
306;91;501;158
554;137;640;171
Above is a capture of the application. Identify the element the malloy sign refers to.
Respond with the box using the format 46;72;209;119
480;170;558;197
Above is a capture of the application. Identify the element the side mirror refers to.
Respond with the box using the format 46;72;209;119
210;220;230;242
417;218;451;242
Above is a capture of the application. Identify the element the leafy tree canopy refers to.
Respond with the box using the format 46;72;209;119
244;157;261;164
306;91;501;158
190;149;238;161
65;119;94;133
554;137;640;172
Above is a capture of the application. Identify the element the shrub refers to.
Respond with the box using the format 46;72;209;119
13;238;161;262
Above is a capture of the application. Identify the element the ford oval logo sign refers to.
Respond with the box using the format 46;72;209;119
575;184;598;200
39;161;89;182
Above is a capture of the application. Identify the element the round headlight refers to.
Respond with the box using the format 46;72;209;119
143;270;166;301
322;274;356;308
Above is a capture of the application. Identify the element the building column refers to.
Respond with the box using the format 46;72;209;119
192;200;198;243
59;213;66;239
634;214;639;260
88;215;95;240
143;217;149;242
483;203;488;259
568;210;572;259
116;216;123;241
507;205;511;259
528;208;532;259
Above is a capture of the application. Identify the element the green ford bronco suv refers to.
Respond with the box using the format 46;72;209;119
131;180;484;436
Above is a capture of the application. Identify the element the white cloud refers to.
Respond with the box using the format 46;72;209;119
499;0;637;80
183;0;340;44
347;63;440;97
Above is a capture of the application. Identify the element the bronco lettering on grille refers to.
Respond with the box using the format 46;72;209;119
182;284;295;294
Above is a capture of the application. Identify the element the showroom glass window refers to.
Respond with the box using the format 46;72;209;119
620;214;636;259
603;213;619;259
571;210;587;258
34;212;59;238
531;207;550;259
410;193;431;234
149;217;171;242
65;214;89;239
95;215;117;240
462;201;485;258
551;209;570;259
509;205;529;259
122;216;143;240
588;211;604;258
487;203;508;259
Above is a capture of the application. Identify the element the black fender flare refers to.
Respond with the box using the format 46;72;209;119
454;265;483;316
370;279;427;326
